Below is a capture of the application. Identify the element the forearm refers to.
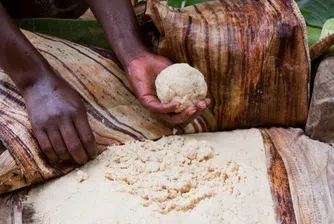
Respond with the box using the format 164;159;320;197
0;3;53;92
85;0;149;68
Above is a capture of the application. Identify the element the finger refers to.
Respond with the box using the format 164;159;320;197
140;94;180;113
204;98;211;106
159;106;198;125
160;101;209;126
34;130;58;162
195;98;211;110
60;123;89;165
46;128;72;162
195;101;208;110
74;114;98;159
183;100;209;125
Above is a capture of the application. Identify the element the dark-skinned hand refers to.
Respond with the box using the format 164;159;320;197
126;53;211;126
22;72;98;164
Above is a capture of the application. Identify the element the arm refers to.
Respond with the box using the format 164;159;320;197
86;0;210;125
84;0;146;67
0;3;52;92
0;3;97;164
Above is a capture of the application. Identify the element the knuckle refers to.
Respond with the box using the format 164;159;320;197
65;103;84;117
66;108;79;117
139;97;149;106
47;112;63;121
39;113;65;127
33;116;51;128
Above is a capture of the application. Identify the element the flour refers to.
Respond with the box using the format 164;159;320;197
24;130;277;224
76;170;89;183
104;136;245;214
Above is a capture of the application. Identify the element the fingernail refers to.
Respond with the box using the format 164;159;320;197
199;102;206;109
188;109;196;115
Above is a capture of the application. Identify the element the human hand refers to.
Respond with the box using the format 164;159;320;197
126;53;210;126
22;72;97;164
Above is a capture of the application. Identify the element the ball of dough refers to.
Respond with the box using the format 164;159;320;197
155;63;208;113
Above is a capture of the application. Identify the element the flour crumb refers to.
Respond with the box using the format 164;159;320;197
76;170;89;183
172;128;178;135
104;136;245;214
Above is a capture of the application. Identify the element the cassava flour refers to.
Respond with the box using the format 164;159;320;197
24;129;277;224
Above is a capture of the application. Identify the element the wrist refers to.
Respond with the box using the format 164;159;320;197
104;29;151;69
3;46;56;93
116;42;151;69
17;63;56;94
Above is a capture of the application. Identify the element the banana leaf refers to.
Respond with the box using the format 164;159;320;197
296;0;334;28
16;19;110;50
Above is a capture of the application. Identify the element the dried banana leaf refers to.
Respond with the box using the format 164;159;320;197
146;0;310;130
0;31;215;194
261;128;334;223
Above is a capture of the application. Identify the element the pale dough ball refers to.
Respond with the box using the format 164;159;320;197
155;63;208;113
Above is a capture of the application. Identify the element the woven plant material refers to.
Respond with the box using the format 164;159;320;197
146;0;310;130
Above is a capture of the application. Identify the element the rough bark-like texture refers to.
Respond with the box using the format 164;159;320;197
306;55;334;144
262;131;297;224
0;31;216;194
261;128;334;224
146;0;310;130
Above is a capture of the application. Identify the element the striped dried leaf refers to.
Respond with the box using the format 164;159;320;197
146;0;310;130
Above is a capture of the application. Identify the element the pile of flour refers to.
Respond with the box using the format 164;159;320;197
25;130;277;224
104;136;245;214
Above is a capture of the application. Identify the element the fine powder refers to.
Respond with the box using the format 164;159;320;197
24;130;277;224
